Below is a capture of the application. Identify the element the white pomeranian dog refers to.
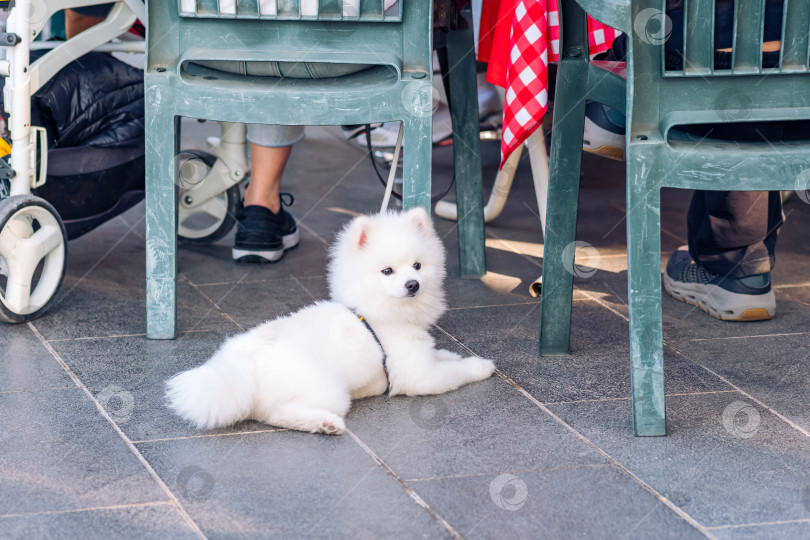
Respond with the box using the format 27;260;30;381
166;207;496;435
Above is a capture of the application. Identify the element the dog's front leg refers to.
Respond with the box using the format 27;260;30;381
388;346;496;396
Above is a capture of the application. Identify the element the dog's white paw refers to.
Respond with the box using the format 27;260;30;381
468;357;496;380
318;416;346;435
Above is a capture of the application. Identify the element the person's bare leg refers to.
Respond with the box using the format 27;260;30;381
65;9;106;38
243;142;292;213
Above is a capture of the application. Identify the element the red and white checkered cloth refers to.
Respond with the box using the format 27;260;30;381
500;0;618;167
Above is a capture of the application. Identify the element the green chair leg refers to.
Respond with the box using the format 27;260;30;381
625;167;666;436
539;59;589;356
145;107;178;340
446;7;486;279
402;95;433;213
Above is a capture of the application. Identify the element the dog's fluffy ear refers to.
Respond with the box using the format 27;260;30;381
404;207;432;234
348;215;375;250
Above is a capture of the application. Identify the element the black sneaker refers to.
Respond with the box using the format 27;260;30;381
662;246;775;321
232;195;299;263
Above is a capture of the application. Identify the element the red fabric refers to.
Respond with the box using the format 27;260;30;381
478;0;619;167
478;0;516;87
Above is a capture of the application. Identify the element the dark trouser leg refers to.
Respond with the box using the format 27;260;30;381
687;190;783;278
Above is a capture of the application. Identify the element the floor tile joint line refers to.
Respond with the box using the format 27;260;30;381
0;385;78;395
579;287;810;439
132;428;290;445
0;501;174;520
706;518;810;530
181;272;245;333
494;369;716;539
345;428;463;540
543;389;738;406
667;343;810;439
430;323;713;539
26;322;208;540
404;462;614;483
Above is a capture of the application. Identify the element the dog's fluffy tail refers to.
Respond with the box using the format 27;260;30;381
166;359;255;430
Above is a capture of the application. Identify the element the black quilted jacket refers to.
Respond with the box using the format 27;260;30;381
4;49;143;149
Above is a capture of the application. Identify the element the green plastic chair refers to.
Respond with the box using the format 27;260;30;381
442;6;487;280
539;0;809;435
144;0;436;339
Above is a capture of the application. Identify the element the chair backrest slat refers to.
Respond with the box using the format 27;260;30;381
781;0;810;72
153;0;427;78
359;0;382;19
683;0;715;74
316;0;341;19
178;0;400;20
278;0;300;18
235;0;259;17
196;0;220;16
732;0;765;73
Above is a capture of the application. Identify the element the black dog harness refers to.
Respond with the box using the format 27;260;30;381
356;314;389;392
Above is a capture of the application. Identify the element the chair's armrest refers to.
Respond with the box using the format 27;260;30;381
575;0;631;35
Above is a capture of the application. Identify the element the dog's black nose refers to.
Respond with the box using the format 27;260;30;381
405;280;420;296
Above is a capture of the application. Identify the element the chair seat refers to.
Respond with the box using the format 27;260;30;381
180;62;399;93
161;63;408;126
637;131;809;191
669;134;810;151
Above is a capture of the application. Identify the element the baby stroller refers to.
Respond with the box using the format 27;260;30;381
0;0;248;323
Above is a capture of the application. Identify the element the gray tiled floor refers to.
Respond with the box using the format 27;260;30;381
2;122;809;538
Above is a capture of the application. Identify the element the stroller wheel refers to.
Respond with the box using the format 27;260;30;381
0;195;68;323
177;150;241;245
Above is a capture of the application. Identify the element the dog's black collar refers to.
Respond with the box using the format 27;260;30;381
356;313;389;392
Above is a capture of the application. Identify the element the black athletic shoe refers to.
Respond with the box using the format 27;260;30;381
583;101;626;161
662;246;775;321
232;195;299;263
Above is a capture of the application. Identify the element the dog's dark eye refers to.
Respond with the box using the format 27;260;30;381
413;262;421;270
381;268;393;276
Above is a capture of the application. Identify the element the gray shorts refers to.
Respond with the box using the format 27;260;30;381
193;61;371;147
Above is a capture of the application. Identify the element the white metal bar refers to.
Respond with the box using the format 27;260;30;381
6;0;33;196
525;128;548;234
123;0;146;21
380;122;404;212
28;2;136;94
30;40;145;53
434;146;521;222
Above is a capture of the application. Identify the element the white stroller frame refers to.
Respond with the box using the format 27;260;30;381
0;0;249;323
